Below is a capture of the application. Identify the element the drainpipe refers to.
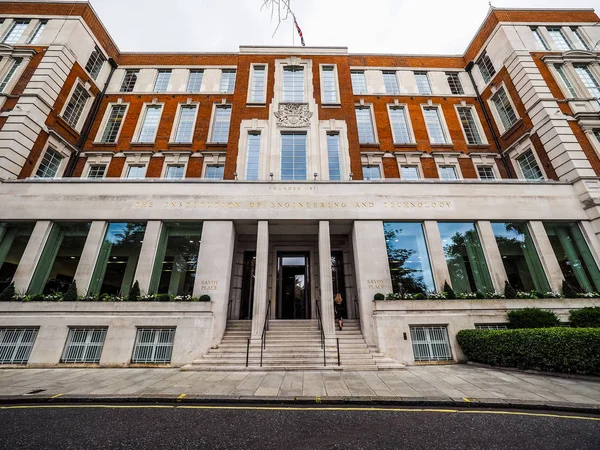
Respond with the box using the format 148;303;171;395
64;57;118;178
465;61;513;178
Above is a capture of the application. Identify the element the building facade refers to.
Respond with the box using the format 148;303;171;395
1;2;600;368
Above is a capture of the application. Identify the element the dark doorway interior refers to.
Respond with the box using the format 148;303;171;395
277;253;310;319
331;251;347;318
239;251;256;319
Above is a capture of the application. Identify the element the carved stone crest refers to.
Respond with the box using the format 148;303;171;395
274;103;313;128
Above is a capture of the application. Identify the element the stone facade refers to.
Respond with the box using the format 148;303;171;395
1;3;600;367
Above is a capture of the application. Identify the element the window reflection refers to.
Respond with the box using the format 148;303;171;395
0;222;35;292
384;222;435;294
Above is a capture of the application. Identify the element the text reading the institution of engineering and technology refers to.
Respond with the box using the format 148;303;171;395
133;200;454;209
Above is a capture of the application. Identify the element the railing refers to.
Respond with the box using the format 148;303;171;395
315;300;327;367
353;297;360;320
259;300;271;367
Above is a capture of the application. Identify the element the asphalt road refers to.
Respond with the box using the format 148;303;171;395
1;404;599;449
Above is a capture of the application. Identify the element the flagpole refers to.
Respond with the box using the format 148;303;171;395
292;16;295;46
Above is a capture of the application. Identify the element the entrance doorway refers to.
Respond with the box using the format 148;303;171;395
276;252;310;319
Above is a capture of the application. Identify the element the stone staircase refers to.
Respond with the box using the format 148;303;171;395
182;319;404;371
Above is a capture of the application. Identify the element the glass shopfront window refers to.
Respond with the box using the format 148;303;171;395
544;222;600;293
149;223;202;296
88;223;147;296
0;222;35;292
28;222;91;294
438;222;493;293
491;222;549;292
384;222;435;294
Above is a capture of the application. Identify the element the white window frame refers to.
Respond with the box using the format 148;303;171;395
530;27;550;51
350;70;368;95
421;104;452;145
31;136;72;179
386;103;415;144
160;152;190;179
508;140;547;181
86;164;107;179
319;64;340;105
119;69;140;93
94;102;130;143
207;103;232;144
132;103;164;143
547;27;573;51
570;27;591;51
395;152;423;180
454;103;488;145
477;51;496;84
219;69;237;94
201;152;227;179
471;153;500;180
169;102;199;144
236;119;269;181
360;153;384;180
186;69;204;94
247;63;268;104
121;153;152;179
488;84;520;134
551;63;578;98
153;69;172;93
355;103;379;145
382;70;400;95
60;80;93;132
82;152;113;179
445;72;464;95
2;19;30;45
0;56;26;94
282;65;305;102
432;153;463;180
414;71;432;95
27;19;47;45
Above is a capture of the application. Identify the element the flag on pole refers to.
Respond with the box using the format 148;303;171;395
293;14;305;46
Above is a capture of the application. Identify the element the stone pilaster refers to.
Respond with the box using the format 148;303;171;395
12;221;53;293
528;221;564;293
133;221;163;295
73;221;107;295
251;221;269;339
476;221;508;292
422;221;451;291
318;221;336;338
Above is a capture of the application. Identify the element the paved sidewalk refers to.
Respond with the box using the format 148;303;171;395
1;365;599;411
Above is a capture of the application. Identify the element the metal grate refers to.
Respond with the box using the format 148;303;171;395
0;328;38;364
410;326;452;361
475;324;508;330
132;328;175;364
61;328;107;363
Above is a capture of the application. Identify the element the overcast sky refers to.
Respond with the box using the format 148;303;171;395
87;0;599;54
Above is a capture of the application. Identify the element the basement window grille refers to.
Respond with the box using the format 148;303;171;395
61;328;107;363
410;326;452;361
0;328;38;364
132;328;175;364
474;324;508;330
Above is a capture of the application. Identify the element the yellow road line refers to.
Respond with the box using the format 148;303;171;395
49;394;64;399
0;404;599;421
462;397;471;402
177;394;187;401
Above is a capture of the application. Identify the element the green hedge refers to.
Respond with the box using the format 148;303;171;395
569;307;600;328
456;328;600;375
507;308;560;329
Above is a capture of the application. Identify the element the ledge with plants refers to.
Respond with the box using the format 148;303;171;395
373;280;600;301
0;281;211;303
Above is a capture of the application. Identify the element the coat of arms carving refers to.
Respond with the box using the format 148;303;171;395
274;103;313;128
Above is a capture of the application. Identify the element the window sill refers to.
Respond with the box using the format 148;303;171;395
206;142;228;148
393;143;418;148
321;103;341;108
246;102;266;107
430;144;455;149
167;142;193;148
130;142;156;147
359;143;380;148
466;144;491;150
91;142;118;147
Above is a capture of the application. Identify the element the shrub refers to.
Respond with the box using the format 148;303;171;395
443;281;456;299
373;293;385;301
128;281;141;302
157;293;171;302
475;291;485;299
0;282;15;301
504;281;517;299
29;294;45;302
562;281;579;298
507;307;560;329
198;294;211;302
63;281;78;302
413;293;426;300
456;328;600;375
569;307;600;328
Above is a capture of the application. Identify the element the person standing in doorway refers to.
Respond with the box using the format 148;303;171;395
334;293;346;331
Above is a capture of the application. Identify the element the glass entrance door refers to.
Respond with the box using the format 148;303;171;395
276;253;310;319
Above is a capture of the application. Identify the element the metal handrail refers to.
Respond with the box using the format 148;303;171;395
353;297;360;319
259;299;271;367
315;300;326;367
336;338;341;367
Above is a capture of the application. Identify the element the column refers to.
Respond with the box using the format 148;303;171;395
528;221;564;293
73;221;107;295
133;220;163;295
12;221;53;293
251;221;269;339
423;221;451;291
193;221;236;347
318;221;336;338
476;221;507;292
352;221;392;347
